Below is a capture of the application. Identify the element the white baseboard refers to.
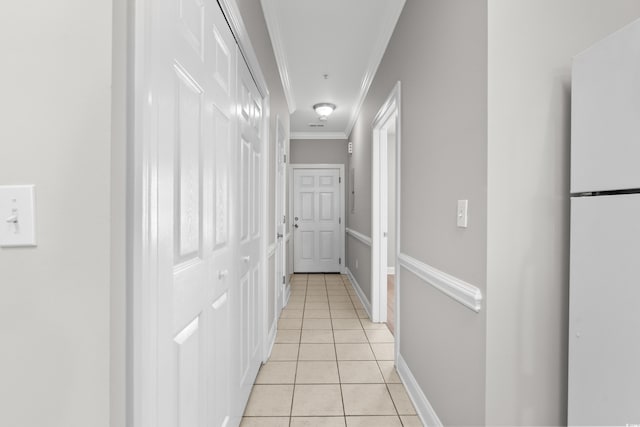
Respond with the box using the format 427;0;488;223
397;354;443;427
345;267;372;318
283;281;291;307
264;321;277;362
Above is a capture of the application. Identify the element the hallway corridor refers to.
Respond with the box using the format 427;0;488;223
241;274;422;426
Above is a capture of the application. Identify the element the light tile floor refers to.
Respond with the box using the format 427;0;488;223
242;274;423;427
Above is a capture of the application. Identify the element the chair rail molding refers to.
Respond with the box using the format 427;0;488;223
346;227;372;247
398;253;483;312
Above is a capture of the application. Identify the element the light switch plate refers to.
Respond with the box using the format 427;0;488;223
0;185;37;247
457;199;468;228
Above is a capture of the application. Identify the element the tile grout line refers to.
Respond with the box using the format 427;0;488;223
329;275;348;422
288;275;307;425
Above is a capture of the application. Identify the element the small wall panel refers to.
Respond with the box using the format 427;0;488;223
319;176;333;187
174;316;201;427
319;231;333;260
179;0;204;59
240;139;251;241
174;64;203;262
211;293;230;426
319;192;333;221
252;266;261;352
301;192;314;221
211;27;230;94
213;107;230;249
239;272;251;383
301;231;314;260
252;151;260;237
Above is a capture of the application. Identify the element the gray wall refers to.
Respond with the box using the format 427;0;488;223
486;1;640;424
290;139;348;167
0;1;113;426
110;0;127;425
346;112;373;297
347;0;488;424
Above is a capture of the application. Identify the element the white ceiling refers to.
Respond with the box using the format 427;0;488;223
261;0;406;139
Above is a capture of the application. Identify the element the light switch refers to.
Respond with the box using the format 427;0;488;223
457;200;468;228
0;185;37;247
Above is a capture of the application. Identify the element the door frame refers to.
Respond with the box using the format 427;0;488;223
371;82;401;356
289;164;346;274
274;115;289;310
129;0;271;425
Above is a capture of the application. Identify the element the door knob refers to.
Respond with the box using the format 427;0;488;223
277;233;284;239
294;224;299;228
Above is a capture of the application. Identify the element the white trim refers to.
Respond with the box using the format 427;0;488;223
274;114;289;327
345;227;372;247
267;242;277;258
283;282;291;307
344;0;406;137
371;82;401;325
289;164;346;274
131;0;159;423
387;267;395;275
261;93;271;363
397;354;443;427
345;267;372;317
264;321;277;362
398;253;483;312
217;0;269;98
290;131;348;140
260;0;295;113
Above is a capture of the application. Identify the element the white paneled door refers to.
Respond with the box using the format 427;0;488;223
274;118;288;312
142;0;264;426
235;53;264;415
293;168;343;273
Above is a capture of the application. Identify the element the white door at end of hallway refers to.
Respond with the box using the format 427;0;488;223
293;168;342;273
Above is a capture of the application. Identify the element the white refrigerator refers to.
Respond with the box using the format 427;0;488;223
569;18;640;426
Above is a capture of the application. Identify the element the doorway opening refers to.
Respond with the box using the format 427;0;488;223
371;82;401;346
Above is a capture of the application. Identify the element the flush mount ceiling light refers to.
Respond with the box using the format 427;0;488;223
313;103;336;121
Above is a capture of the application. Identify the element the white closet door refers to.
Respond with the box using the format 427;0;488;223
149;0;238;426
233;53;265;415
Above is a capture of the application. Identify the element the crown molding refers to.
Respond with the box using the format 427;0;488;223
344;0;405;137
260;0;296;113
290;131;348;140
